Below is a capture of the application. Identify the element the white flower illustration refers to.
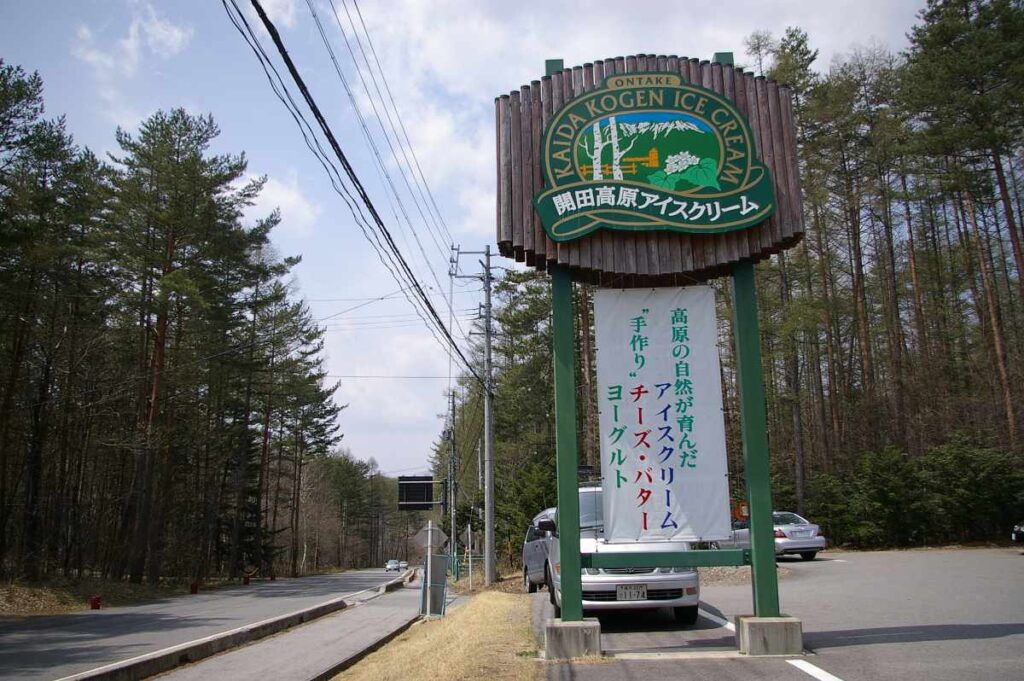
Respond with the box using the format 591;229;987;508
664;151;700;174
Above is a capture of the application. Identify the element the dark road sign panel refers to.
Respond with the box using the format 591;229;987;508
399;476;435;511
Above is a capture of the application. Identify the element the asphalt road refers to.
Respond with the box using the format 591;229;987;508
536;547;1024;681
0;569;395;681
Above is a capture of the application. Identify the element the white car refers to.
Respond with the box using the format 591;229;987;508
544;487;700;624
384;559;401;572
716;511;826;560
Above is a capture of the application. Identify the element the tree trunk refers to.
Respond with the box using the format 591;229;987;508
962;191;1016;445
590;122;604;180
992;148;1024;300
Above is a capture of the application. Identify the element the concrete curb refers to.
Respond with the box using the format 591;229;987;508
377;570;414;594
54;575;414;681
54;595;350;681
309;611;420;681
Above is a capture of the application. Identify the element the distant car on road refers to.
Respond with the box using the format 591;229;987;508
399;560;409;569
1013;521;1024;543
522;507;556;593
716;511;826;560
385;559;401;572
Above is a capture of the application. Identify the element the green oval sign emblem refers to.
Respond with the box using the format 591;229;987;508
535;73;776;242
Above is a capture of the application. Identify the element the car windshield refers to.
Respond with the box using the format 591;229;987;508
773;512;807;525
579;490;603;529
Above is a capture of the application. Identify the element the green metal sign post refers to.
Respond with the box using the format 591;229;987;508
552;263;583;622
548;58;584;622
730;260;780;617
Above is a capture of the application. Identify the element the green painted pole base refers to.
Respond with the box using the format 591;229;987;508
731;260;781;617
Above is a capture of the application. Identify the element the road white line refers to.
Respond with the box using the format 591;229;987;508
788;659;846;681
698;608;735;632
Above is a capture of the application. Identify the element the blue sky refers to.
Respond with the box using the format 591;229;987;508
0;0;923;477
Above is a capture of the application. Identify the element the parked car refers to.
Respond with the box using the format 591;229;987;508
522;507;556;593
544;487;700;624
385;559;401;572
1013;521;1024;543
716;511;826;560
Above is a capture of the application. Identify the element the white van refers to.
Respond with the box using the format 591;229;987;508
522;507;555;592
545;487;700;624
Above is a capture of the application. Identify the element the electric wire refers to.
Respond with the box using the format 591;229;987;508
332;0;451;254
242;0;476;378
319;0;472;345
349;0;454;246
223;0;480;383
303;0;451;304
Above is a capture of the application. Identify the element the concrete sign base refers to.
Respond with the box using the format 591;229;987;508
544;618;601;659
734;615;804;655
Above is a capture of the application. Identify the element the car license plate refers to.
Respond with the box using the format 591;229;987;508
792;530;810;538
616;584;647;601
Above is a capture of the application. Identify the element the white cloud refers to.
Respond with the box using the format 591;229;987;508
245;170;323;237
139;4;194;58
72;3;193;125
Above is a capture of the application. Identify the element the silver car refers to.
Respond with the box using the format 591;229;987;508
522;507;556;592
545;487;700;624
717;511;826;560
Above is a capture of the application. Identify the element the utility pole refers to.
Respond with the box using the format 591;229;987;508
477;439;483;491
449;391;457;570
482;245;495;584
453;245;496;584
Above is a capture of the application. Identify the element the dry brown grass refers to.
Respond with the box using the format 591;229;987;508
449;568;523;596
0;578;191;617
0;576;243;617
334;590;539;681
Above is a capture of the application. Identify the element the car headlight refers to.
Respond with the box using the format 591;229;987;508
657;567;672;574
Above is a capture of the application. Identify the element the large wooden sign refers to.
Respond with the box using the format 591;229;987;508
496;55;804;286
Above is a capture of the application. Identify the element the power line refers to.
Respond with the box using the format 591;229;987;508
304;0;451;299
224;0;482;385
333;0;452;251
321;0;472;347
330;374;449;379
245;0;472;373
349;0;454;245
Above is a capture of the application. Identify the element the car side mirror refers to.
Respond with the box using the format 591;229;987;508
537;518;556;534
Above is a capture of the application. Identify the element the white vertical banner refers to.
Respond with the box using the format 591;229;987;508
594;286;731;542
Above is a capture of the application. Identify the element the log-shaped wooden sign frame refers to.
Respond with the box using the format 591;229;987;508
495;55;803;286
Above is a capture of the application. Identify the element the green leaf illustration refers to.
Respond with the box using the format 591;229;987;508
646;170;687;190
679;157;721;190
646;170;670;188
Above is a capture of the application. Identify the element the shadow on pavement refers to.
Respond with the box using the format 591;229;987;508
806;622;1024;650
0;612;231;675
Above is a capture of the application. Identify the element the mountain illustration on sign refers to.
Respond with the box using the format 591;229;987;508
574;112;721;191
